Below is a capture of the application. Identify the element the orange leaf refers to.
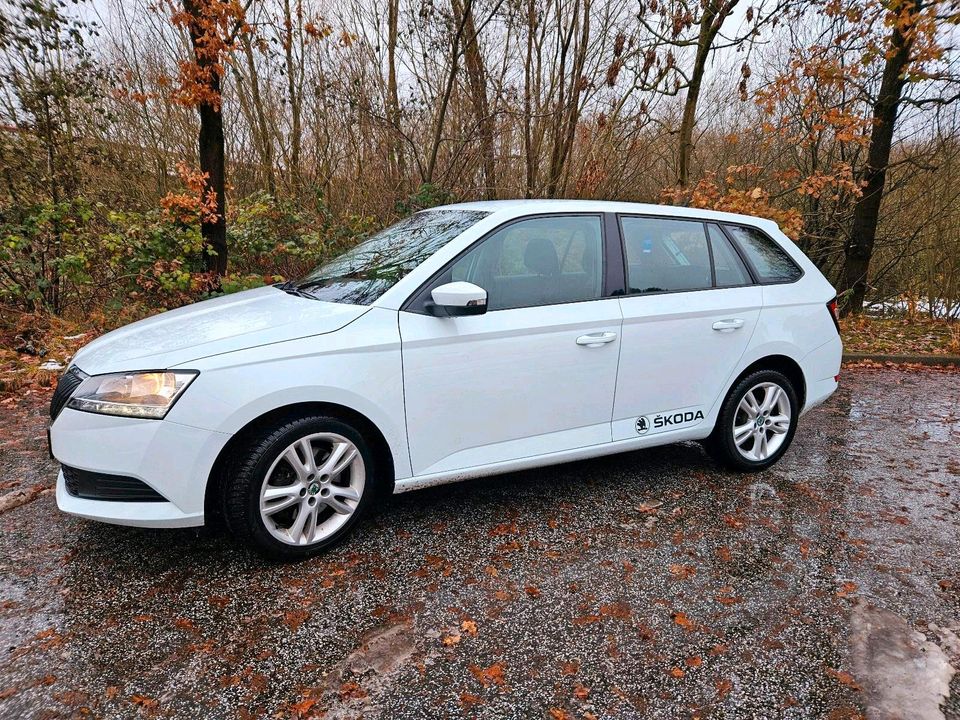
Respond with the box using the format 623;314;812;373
826;668;862;690
669;564;696;579
672;611;695;630
469;662;506;688
836;582;858;598
460;692;483;708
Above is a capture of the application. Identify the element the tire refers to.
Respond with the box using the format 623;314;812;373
223;415;379;560
705;369;799;472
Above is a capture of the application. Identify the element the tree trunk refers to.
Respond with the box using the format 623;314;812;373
424;0;472;184
386;0;406;187
676;0;729;188
840;2;919;315
197;92;228;275
283;0;302;187
455;0;496;199
522;0;537;197
545;0;590;197
183;0;228;276
241;34;276;195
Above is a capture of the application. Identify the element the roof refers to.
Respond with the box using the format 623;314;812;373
429;199;777;229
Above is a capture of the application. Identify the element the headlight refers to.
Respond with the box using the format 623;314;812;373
66;370;199;419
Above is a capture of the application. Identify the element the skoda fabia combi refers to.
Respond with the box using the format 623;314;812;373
50;200;842;559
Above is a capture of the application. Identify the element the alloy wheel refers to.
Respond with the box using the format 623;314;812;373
259;432;365;546
732;381;792;462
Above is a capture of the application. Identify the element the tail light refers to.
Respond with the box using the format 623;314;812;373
827;297;840;334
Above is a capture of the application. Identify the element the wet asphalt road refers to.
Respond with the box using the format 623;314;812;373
0;368;959;719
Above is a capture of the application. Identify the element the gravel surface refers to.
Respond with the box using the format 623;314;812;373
0;369;958;719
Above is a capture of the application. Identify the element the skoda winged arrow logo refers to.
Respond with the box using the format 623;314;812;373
635;416;649;435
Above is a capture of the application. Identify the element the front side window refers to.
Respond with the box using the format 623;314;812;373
621;217;712;293
724;225;802;283
444;215;604;311
292;209;489;305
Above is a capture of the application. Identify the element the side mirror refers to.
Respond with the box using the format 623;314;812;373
426;281;488;317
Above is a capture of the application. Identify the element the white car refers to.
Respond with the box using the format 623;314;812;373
50;200;842;559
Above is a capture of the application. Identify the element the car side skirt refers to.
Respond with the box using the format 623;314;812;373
393;424;712;493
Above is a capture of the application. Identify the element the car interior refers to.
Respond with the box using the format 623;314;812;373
452;218;604;310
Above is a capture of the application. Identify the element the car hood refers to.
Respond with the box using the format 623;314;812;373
71;286;369;374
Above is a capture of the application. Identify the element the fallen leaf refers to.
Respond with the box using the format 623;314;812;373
561;661;580;675
572;614;602;625
461;620;478;636
283;609;310;632
488;522;516;536
671;611;695;630
573;683;590;699
669;564;696;579
288;697;317;716
442;633;461;647
339;681;366;700
722;514;745;529
131;694;158;708
549;709;571;720
715;678;732;698
826;667;862;691
599;601;632;619
469;662;506;688
836;582;858;598
669;667;685;678
460;692;483;708
685;656;702;667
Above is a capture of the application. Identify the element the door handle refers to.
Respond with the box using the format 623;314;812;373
712;318;745;332
576;332;618;347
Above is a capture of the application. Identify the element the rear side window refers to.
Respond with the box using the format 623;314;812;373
707;224;751;287
621;217;712;293
724;225;802;283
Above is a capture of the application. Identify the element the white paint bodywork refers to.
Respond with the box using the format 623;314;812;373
51;200;841;528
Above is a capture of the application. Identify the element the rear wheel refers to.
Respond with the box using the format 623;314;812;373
224;415;378;560
706;369;799;472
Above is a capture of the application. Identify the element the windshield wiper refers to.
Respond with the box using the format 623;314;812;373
276;280;317;299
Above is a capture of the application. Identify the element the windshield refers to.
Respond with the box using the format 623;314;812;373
290;209;489;305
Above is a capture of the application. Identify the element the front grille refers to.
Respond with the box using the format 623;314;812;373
62;465;167;502
50;366;87;420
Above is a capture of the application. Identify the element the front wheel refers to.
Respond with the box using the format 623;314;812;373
706;369;799;472
223;415;378;560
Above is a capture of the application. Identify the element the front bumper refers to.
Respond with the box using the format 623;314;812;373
51;407;230;528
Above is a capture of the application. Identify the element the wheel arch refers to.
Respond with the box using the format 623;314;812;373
204;401;396;524
725;354;807;411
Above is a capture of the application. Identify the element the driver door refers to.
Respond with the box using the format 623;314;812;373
399;214;622;477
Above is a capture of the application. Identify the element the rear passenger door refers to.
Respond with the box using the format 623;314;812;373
612;217;762;441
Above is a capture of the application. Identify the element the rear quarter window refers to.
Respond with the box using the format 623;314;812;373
724;225;802;283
